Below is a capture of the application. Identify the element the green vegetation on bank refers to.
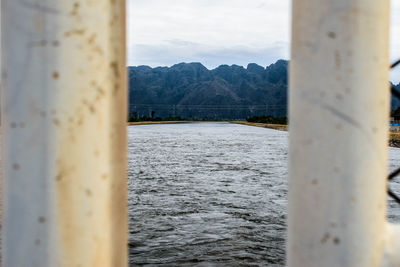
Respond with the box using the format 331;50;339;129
246;115;287;124
128;114;238;122
128;114;288;123
128;114;183;122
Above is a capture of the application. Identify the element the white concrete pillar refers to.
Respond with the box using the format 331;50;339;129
288;0;394;266
1;0;127;266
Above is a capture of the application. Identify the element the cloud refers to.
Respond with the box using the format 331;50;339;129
391;1;400;83
127;0;400;81
128;40;287;69
127;0;291;68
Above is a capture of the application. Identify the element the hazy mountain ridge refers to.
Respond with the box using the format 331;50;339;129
128;60;400;120
392;83;400;111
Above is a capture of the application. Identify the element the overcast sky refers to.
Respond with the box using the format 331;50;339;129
128;0;400;82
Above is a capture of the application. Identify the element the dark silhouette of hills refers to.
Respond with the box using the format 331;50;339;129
128;60;288;120
392;83;400;111
128;60;400;120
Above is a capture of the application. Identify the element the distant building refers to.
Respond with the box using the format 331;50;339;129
390;109;400;131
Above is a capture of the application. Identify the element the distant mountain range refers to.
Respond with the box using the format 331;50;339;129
128;60;400;120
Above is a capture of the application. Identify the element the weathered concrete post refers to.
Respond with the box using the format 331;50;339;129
288;0;400;266
287;0;400;267
1;0;127;266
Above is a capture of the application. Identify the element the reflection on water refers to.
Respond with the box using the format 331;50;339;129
128;122;400;266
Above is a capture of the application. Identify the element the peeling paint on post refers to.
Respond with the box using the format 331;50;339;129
288;0;400;266
1;0;127;266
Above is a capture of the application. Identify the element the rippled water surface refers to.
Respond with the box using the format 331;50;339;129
128;122;400;266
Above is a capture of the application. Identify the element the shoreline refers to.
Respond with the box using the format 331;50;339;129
127;121;196;126
232;121;400;148
231;121;288;131
127;121;400;148
128;121;237;126
390;132;400;148
127;120;287;129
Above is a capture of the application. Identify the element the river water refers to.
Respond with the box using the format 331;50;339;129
128;122;400;266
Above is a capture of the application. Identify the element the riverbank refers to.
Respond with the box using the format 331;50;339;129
128;121;236;126
233;121;400;148
390;132;400;148
128;120;289;131
128;121;194;126
232;121;288;131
